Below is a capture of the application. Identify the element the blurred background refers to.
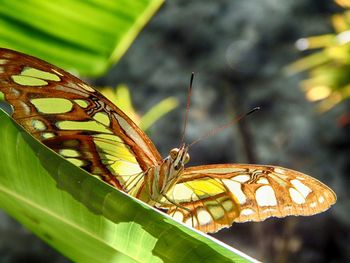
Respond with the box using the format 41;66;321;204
0;0;349;262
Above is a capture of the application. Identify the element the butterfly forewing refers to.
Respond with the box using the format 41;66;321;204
166;164;336;233
0;48;162;190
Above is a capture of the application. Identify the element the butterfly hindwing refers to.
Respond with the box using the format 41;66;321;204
0;48;162;191
165;175;241;233
165;164;336;233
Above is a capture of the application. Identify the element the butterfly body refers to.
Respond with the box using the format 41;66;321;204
0;48;336;233
130;145;188;206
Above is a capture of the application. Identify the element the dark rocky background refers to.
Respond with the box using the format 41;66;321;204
1;0;349;262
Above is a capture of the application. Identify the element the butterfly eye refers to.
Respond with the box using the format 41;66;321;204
174;163;182;171
184;153;190;164
170;148;179;160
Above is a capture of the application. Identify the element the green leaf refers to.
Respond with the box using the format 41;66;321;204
286;2;350;111
140;97;178;131
0;0;163;76
100;85;178;131
0;110;257;263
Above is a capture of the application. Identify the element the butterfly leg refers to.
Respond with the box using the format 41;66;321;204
161;194;198;229
161;193;191;213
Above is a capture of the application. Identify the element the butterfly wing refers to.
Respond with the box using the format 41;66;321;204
0;48;162;191
165;164;336;233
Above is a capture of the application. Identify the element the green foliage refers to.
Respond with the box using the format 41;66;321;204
0;0;163;76
100;85;178;131
287;0;350;112
0;110;256;263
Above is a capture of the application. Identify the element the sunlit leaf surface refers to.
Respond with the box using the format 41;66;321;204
0;0;164;76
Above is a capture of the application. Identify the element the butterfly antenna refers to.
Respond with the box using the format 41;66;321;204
180;72;195;146
188;106;260;148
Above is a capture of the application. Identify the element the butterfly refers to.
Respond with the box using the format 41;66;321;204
0;48;336;233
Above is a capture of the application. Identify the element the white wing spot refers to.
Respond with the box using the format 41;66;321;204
232;175;250;183
310;202;317;208
171;211;184;222
274;167;286;174
318;196;325;203
59;149;80;158
241;208;254;216
66;158;85;167
0;59;9;64
41;132;55;139
256;177;269;184
197;209;212;225
18;101;30;115
255;185;277;206
291;179;312;198
222;179;246;204
31;120;46;131
289;188;306;204
11;88;21;98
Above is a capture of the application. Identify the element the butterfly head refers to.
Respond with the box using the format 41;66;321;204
168;144;190;171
